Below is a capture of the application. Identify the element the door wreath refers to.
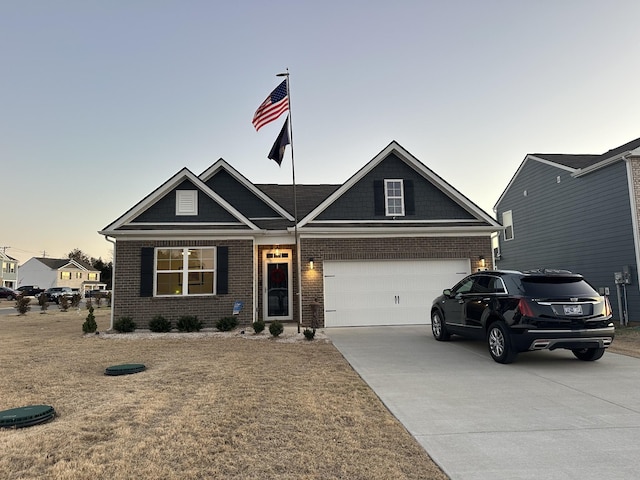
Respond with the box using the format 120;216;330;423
270;268;286;284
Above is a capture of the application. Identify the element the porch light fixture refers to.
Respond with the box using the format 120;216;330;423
309;258;314;270
479;256;486;268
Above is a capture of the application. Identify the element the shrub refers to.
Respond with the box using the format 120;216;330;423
216;316;238;332
149;315;172;333
114;316;136;333
252;319;265;334
38;293;48;313
14;296;31;315
83;306;98;333
176;315;202;332
269;320;284;337
303;328;315;341
70;293;82;308
59;295;70;312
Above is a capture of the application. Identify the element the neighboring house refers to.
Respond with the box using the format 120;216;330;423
0;251;18;288
19;257;105;293
494;136;640;324
100;141;501;329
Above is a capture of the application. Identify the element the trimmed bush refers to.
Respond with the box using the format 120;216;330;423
216;316;238;332
114;316;136;333
176;315;202;332
303;328;315;341
149;315;172;332
252;319;265;334
269;320;284;337
83;306;98;333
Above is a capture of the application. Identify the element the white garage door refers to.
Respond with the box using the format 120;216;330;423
324;259;470;327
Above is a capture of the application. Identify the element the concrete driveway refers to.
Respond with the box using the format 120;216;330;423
327;325;640;480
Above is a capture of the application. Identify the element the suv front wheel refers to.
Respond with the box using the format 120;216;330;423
431;310;450;341
572;347;605;361
487;321;517;364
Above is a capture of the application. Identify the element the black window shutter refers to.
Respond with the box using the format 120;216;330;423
374;180;384;216
217;246;229;295
404;180;415;215
140;247;154;297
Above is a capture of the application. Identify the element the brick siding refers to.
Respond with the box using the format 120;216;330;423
113;239;253;329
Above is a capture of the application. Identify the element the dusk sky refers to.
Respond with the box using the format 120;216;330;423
3;1;640;265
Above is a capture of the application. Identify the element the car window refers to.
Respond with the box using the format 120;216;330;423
472;275;493;294
452;278;475;295
521;277;598;297
490;277;507;294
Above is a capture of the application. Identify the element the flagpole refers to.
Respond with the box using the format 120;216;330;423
277;69;301;333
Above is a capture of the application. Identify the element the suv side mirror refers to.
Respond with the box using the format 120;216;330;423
443;289;452;298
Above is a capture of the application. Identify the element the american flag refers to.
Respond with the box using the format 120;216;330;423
252;80;289;131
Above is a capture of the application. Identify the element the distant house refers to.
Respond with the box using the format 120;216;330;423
494;136;640;324
19;257;104;293
0;251;18;288
101;141;501;329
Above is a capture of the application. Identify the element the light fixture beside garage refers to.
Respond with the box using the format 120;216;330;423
309;258;314;270
479;256;486;269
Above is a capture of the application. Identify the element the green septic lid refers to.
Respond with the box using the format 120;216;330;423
0;405;56;429
105;363;146;376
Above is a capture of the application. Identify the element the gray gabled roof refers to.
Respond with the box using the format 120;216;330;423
495;135;640;210
34;257;97;271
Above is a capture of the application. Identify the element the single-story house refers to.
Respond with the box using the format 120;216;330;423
19;257;104;293
494;135;640;324
100;141;501;329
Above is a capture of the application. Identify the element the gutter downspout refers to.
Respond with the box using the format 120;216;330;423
104;235;116;331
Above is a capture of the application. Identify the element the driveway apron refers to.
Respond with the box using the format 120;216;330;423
327;325;640;480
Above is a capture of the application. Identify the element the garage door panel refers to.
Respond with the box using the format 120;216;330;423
324;259;469;327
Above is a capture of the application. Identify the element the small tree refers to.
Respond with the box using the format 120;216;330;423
70;293;82;309
14;296;31;315
59;295;70;312
38;293;49;313
83;306;98;333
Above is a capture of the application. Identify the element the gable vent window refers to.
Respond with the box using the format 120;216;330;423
502;210;514;241
384;179;405;216
176;190;198;216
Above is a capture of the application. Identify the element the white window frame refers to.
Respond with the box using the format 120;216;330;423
176;190;198;216
502;210;514;241
155;247;216;296
384;179;405;216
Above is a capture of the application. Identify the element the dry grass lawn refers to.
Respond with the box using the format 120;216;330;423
0;304;448;479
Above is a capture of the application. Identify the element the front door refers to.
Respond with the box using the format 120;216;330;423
263;249;293;321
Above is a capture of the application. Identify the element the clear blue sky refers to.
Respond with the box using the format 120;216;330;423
3;0;640;265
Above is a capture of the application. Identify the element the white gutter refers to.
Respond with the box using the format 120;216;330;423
624;156;640;293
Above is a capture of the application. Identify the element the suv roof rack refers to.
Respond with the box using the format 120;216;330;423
522;268;574;275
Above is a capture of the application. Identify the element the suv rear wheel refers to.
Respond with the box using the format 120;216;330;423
487;321;517;364
572;347;605;361
431;311;450;341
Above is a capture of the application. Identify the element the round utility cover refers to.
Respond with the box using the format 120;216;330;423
0;405;56;429
105;363;146;376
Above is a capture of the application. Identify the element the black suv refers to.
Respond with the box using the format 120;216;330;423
431;269;614;364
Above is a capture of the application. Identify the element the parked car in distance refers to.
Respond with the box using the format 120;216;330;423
43;287;75;304
430;269;614;364
0;286;20;300
85;289;110;299
16;285;45;297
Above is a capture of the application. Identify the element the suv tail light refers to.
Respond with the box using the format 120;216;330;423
604;296;612;317
517;298;535;318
